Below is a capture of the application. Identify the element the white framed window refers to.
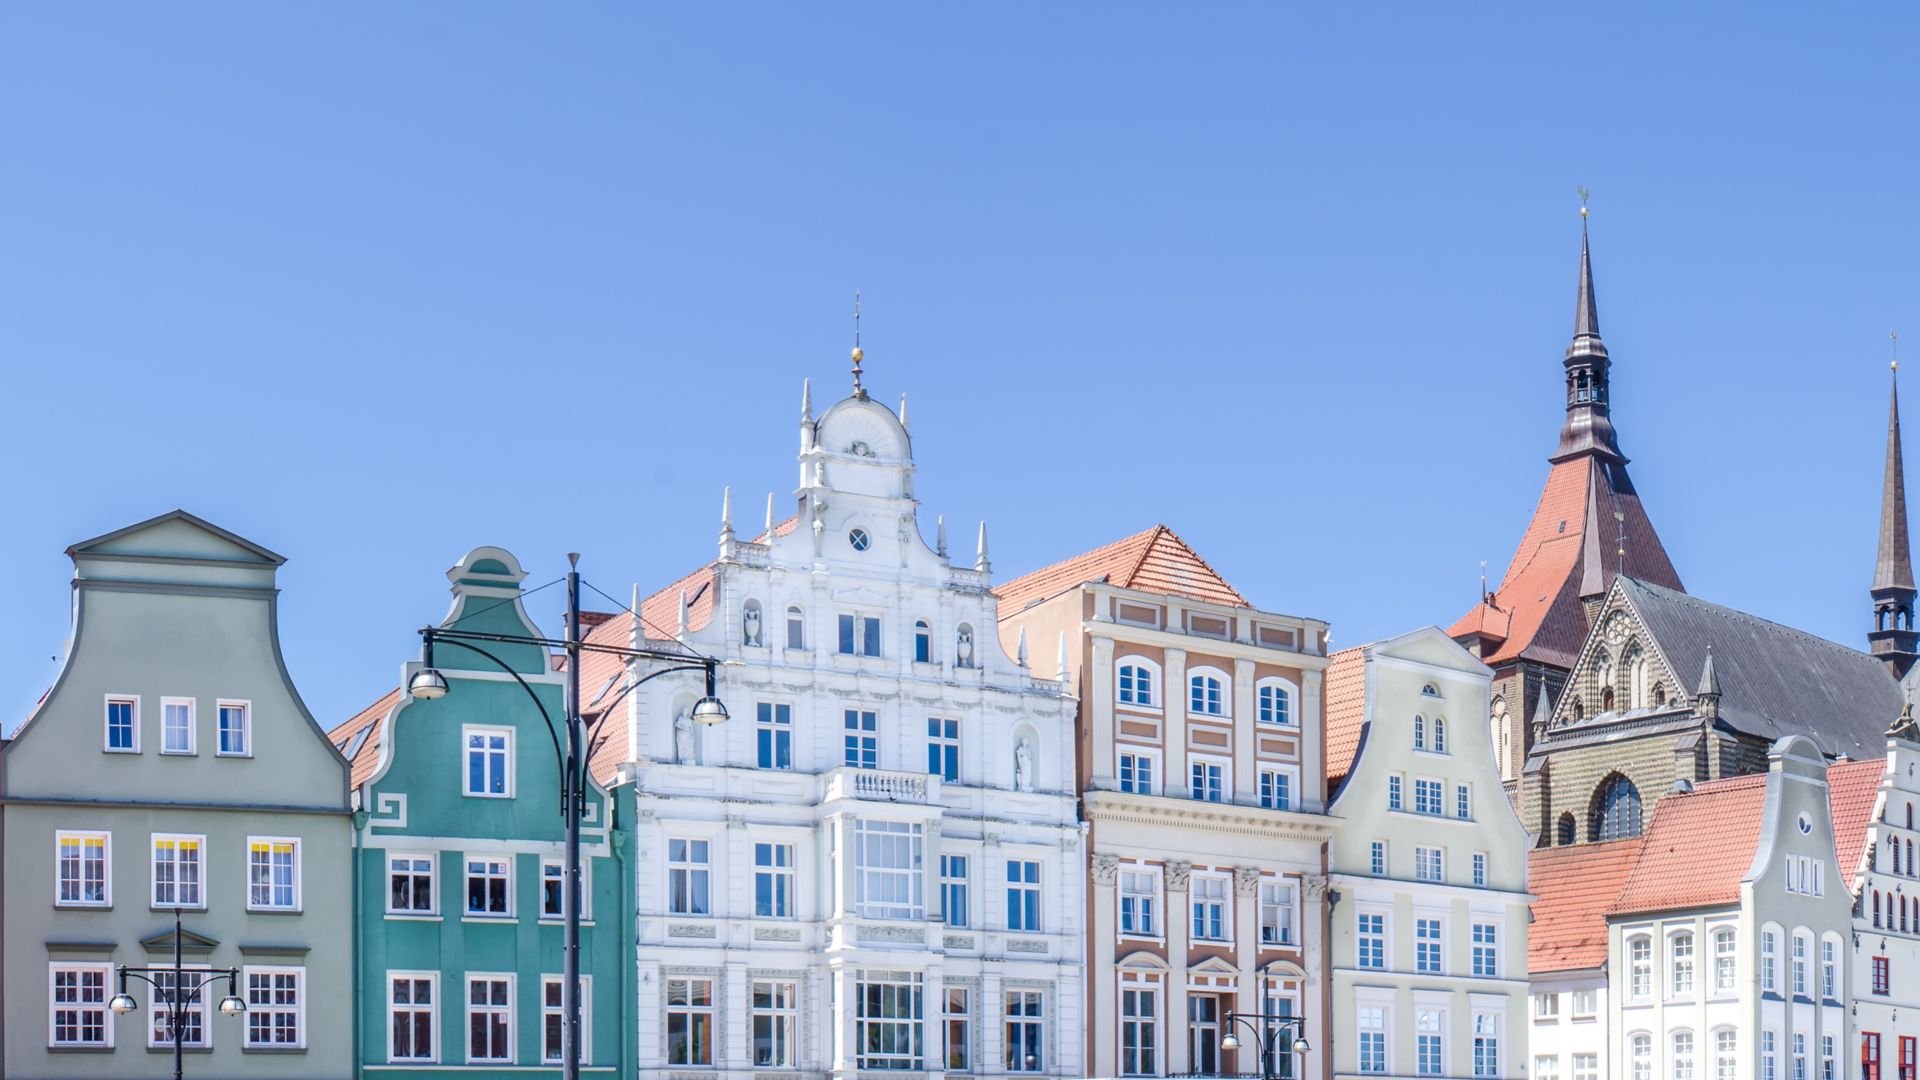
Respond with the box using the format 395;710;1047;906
1416;916;1443;973
755;842;794;918
1192;874;1229;941
389;972;437;1063
855;970;924;1070
844;709;879;770
1117;659;1159;708
1629;1033;1653;1080
1790;932;1808;996
1120;869;1158;936
161;696;195;755
1189;757;1226;802
1712;927;1736;991
1671;930;1695;996
1259;880;1296;946
1005;989;1044;1072
1415;845;1444;882
1256;678;1296;725
245;965;305;1048
1006;859;1041;931
216;699;251;757
1472;852;1487;887
1416;1008;1445;1075
104;694;139;753
1760;929;1778;993
1388;773;1403;810
388;853;435;914
1629;935;1652;999
752;979;799;1068
1714;1031;1738;1080
151;833;205;909
1471;1012;1499;1078
542;975;590;1064
1121;984;1158;1076
1117;748;1158;795
1570;988;1596;1017
838;612;882;657
465;855;511;917
466;974;512;1063
1357;911;1386;969
1820;937;1837;998
1414;777;1445;816
1761;1031;1777;1080
1358;1004;1387;1074
1537;1056;1562;1080
55;831;111;907
1472;921;1498;976
914;619;933;663
463;726;512;798
786;605;806;650
247;837;300;911
855;820;924;920
1258;767;1295;811
942;853;969;928
756;702;793;770
928;717;961;782
1820;1035;1834;1080
1672;1030;1697;1080
1574;1051;1600;1080
1433;717;1449;753
945;985;971;1072
666;977;715;1065
1535;992;1559;1018
148;964;211;1048
1370;840;1387;876
1414;713;1426;749
49;963;112;1048
541;858;588;919
1456;783;1472;819
667;838;710;916
1188;668;1227;716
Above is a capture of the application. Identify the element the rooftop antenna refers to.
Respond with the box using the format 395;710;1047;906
851;290;866;399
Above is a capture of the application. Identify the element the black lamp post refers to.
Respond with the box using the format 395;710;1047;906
406;555;724;1080
1219;1011;1311;1080
107;907;246;1080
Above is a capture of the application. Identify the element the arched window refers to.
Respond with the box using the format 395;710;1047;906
1874;891;1883;928
1629;1033;1651;1080
1572;698;1584;723
1188;669;1227;717
1595;649;1614;696
1627;937;1653;999
1413;715;1426;750
1712;928;1737;991
1602;686;1615;713
1432;718;1449;754
1671;1031;1695;1080
1625;646;1649;709
1590;773;1644;841
1908;802;1914;830
914;620;932;664
1117;660;1158;708
1653;685;1667;708
785;605;805;650
955;623;976;669
1556;813;1576;846
742;599;764;647
1490;696;1511;780
1256;679;1295;726
1421;683;1441;698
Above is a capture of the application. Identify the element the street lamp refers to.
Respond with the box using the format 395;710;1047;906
109;907;246;1080
1219;1011;1311;1080
406;554;724;1080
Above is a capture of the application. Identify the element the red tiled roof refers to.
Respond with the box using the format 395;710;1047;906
328;688;403;790
1829;757;1888;882
994;525;1249;614
1610;773;1768;915
1322;647;1368;789
1528;838;1645;974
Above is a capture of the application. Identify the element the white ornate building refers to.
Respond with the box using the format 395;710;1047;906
1841;710;1920;1080
586;371;1083;1080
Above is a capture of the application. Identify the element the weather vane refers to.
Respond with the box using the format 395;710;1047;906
1894;329;1900;374
851;289;865;398
1577;185;1591;221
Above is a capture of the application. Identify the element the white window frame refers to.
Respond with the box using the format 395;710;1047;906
1188;666;1229;718
146;962;212;1048
838;612;883;657
465;972;514;1063
1415;844;1445;883
215;698;252;757
855;820;924;920
1120;982;1159;1077
1117;746;1159;795
247;836;301;912
1629;935;1653;1000
543;974;591;1065
243;964;306;1049
462;725;514;799
756;701;794;770
844;709;879;770
1191;872;1231;942
941;853;969;928
1415;915;1445;974
1712;927;1737;992
1357;1003;1389;1074
1189;755;1227;803
465;854;513;918
927;716;961;783
1416;1007;1447;1076
750;978;798;1069
1413;776;1446;816
1119;867;1159;938
1116;657;1161;710
151;833;206;910
1259;879;1296;946
1472;851;1488;887
1357;908;1389;969
49;962;114;1048
388;970;438;1063
785;605;806;650
1471;920;1499;977
160;696;196;755
55;830;112;908
668;837;711;916
541;857;589;920
1005;858;1041;932
1370;840;1387;876
666;975;717;1065
1258;765;1298;811
1004;988;1045;1073
387;851;437;915
1255;676;1298;726
104;693;140;753
753;842;795;920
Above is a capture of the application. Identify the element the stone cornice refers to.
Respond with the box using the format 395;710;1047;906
1083;789;1339;841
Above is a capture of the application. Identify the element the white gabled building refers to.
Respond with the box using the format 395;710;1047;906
586;370;1083;1080
1323;628;1531;1080
1841;709;1920;1080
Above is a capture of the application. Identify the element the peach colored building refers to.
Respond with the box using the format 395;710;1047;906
997;526;1335;1080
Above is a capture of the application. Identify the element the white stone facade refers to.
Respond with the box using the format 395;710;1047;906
1526;975;1606;1080
612;384;1083;1080
1846;728;1920;1080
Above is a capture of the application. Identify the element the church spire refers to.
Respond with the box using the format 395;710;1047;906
1553;196;1625;464
1870;350;1918;677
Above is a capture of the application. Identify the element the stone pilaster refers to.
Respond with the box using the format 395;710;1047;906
1090;852;1120;1077
1164;859;1192;1074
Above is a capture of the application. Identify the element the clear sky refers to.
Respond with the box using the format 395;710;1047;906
4;4;1917;730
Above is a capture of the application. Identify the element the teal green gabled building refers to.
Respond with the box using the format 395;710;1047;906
330;547;633;1077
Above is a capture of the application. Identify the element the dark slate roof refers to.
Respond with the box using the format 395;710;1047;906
1621;578;1903;760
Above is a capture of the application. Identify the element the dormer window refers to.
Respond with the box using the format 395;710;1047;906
838;614;881;657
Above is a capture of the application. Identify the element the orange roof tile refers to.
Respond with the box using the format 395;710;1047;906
328;688;403;790
1829;757;1888;882
1610;774;1768;915
1528;838;1645;974
1322;646;1368;789
994;525;1249;614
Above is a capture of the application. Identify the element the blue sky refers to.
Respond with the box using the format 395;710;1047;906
3;4;1916;729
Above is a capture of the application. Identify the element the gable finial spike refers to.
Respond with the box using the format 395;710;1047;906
850;290;867;399
975;520;991;574
801;377;813;422
937;514;948;557
765;492;775;537
1479;559;1488;602
721;486;733;530
899;392;909;430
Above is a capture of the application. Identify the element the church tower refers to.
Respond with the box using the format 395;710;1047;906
1870;360;1919;677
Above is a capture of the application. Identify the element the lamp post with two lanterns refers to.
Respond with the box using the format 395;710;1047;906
1219;1010;1312;1080
404;554;726;1080
107;907;247;1080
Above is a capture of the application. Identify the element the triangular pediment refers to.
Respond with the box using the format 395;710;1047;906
140;926;220;953
69;510;283;566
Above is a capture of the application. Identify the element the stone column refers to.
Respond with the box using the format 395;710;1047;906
1300;874;1330;1080
1164;649;1189;797
725;958;751;1067
1090;853;1121;1078
830;965;859;1077
981;971;1005;1076
1301;669;1325;812
1233;864;1262;1073
1233;658;1257;801
832;814;858;920
1164;859;1193;1074
1091;636;1116;788
982;833;1005;946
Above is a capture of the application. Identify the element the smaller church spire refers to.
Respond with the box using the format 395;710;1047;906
1695;644;1721;698
1871;346;1920;678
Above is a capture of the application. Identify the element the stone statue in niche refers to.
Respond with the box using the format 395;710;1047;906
743;603;762;647
956;625;974;668
1014;737;1034;792
673;708;696;765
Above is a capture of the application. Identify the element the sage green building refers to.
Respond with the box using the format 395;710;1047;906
330;546;633;1077
0;510;355;1079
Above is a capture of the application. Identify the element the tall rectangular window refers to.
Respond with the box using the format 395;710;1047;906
466;975;512;1063
464;728;511;797
1456;783;1472;819
1792;935;1808;996
1388;774;1403;811
1121;986;1157;1076
1005;990;1044;1073
1415;845;1444;882
1357;912;1385;969
1006;860;1040;931
1473;852;1487;887
152;834;204;909
1414;778;1444;816
247;838;299;911
1761;931;1777;993
928;718;960;782
245;966;304;1048
856;820;924;920
1120;870;1157;936
856;970;924;1070
666;978;714;1065
1763;1031;1777;1080
162;698;195;754
389;973;436;1063
1714;929;1737;990
1260;881;1295;946
538;859;587;918
1358;1006;1387;1074
1472;1013;1500;1078
942;854;969;928
1416;917;1443;974
752;980;799;1067
465;856;510;916
1873;955;1890;994
668;839;710;916
1192;875;1228;941
217;701;250;756
838;613;882;657
1715;1032;1737;1080
49;964;111;1047
756;703;792;770
1259;768;1293;811
845;709;879;769
1370;840;1387;876
1472;922;1498;977
945;987;971;1072
1118;751;1154;794
149;966;210;1047
755;843;794;918
1416;1009;1444;1076
389;854;434;914
1821;939;1836;998
542;976;590;1064
786;606;806;650
1189;759;1224;802
1575;1052;1600;1080
105;696;138;752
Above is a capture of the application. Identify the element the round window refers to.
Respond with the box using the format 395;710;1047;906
1797;813;1812;835
848;528;871;551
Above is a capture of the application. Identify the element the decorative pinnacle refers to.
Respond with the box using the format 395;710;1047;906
720;486;733;531
850;290;866;399
764;492;775;537
801;377;813;422
567;552;581;569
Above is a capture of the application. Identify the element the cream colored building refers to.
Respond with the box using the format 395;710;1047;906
1323;628;1530;1080
996;525;1335;1080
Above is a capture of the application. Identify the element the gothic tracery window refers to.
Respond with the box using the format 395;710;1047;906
1590;773;1644;842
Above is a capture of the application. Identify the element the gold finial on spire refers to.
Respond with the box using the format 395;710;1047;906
1894;329;1900;373
850;290;866;399
1577;185;1590;221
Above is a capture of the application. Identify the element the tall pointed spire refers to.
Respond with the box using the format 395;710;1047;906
1553;194;1625;464
1870;349;1919;677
